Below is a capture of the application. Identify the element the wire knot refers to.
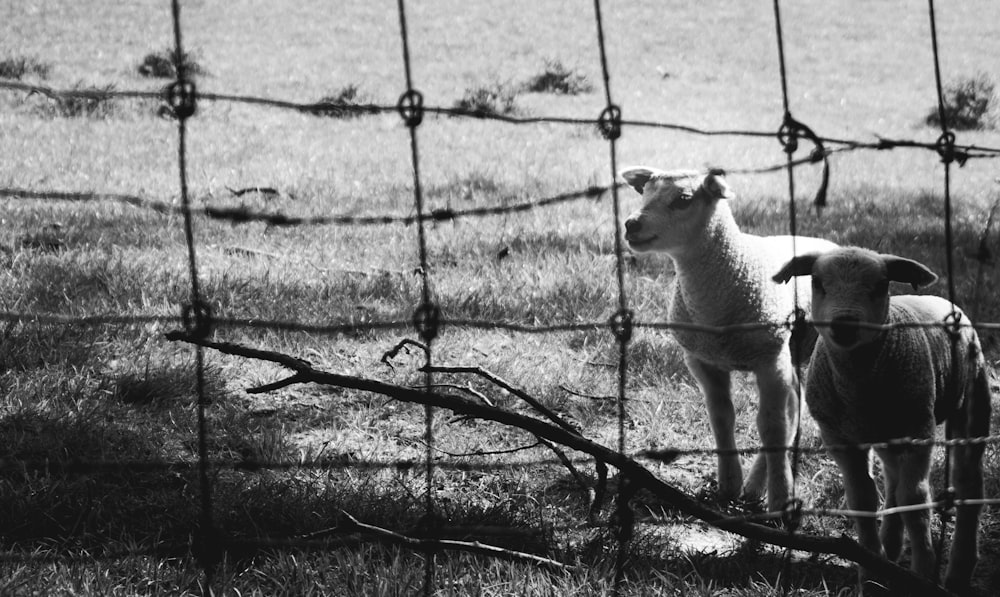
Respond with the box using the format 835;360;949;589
786;306;812;360
597;105;622;140
781;498;804;533
776;113;800;154
609;309;634;344
166;79;197;120
777;112;826;155
412;301;441;343
397;89;425;128
182;300;213;338
942;310;964;342
933;131;968;165
786;306;809;334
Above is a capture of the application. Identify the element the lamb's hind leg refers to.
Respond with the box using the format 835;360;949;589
947;439;984;591
752;355;797;511
945;367;990;591
685;356;741;502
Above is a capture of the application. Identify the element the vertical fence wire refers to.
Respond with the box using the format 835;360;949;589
770;1;807;593
167;0;216;593
589;0;634;592
926;0;959;578
394;0;438;594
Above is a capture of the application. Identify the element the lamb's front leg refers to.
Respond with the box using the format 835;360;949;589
685;355;741;502
888;447;936;580
753;356;797;511
828;439;884;591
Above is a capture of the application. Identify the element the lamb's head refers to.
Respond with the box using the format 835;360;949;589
773;247;938;350
620;167;734;255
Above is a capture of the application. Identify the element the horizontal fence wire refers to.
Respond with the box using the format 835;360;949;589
5;310;1000;336
3;79;1000;158
5;430;1000;475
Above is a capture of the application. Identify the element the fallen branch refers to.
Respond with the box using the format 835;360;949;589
166;330;954;597
383;339;605;518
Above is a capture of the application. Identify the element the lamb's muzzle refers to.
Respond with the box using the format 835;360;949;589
828;315;861;348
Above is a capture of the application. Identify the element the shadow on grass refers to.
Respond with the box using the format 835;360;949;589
0;323;99;372
0;408;198;548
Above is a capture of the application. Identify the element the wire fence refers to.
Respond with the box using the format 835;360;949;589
2;0;1000;595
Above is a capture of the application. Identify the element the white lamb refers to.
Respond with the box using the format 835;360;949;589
773;247;991;592
621;167;837;511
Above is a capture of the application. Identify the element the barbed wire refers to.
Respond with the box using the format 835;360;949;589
3;78;1000;159
0;183;617;227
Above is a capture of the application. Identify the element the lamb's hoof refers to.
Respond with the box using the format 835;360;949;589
742;455;767;501
740;482;766;505
736;494;767;518
944;576;972;596
694;478;742;509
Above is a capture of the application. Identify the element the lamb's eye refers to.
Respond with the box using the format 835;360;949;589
667;194;694;210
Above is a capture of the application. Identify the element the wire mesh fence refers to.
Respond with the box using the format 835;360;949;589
2;0;1000;595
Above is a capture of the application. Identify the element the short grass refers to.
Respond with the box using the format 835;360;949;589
2;0;1000;595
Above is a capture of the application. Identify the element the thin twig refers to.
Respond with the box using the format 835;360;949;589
298;512;571;571
338;511;572;570
560;384;616;401
381;338;430;371
403;436;543;458
422;364;581;436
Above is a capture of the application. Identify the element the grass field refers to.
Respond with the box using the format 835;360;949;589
2;0;1000;595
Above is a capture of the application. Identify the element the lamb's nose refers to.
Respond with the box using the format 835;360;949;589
624;218;641;234
829;316;860;347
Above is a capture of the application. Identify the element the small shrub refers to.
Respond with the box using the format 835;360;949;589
925;72;996;130
35;82;119;119
309;84;378;118
453;82;520;117
0;55;51;80
138;48;205;79
524;59;593;95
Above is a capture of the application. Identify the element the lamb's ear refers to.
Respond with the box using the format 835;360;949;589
884;255;938;291
699;169;735;200
772;253;821;284
620;167;658;195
